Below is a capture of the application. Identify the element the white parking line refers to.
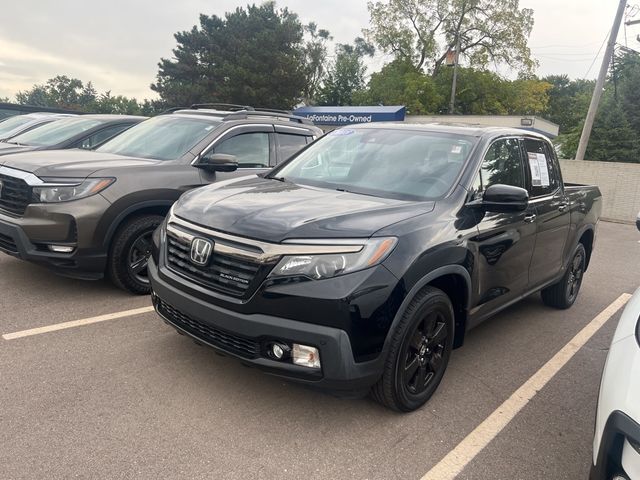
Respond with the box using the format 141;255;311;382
421;293;632;480
2;306;155;340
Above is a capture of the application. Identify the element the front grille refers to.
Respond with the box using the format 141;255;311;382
156;298;260;359
166;230;263;297
0;232;18;254
0;173;31;216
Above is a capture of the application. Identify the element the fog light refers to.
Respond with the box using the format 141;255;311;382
272;343;285;359
292;344;321;369
48;245;74;253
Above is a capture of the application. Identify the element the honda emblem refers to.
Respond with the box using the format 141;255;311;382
190;237;213;266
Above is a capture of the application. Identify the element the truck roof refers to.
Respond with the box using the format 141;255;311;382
349;122;551;140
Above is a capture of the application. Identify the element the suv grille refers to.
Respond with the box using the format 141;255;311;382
0;173;31;216
156;298;260;359
166;229;263;297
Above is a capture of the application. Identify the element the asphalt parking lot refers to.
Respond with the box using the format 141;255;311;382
0;220;638;480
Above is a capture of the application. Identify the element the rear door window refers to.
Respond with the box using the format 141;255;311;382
523;138;560;197
276;133;308;163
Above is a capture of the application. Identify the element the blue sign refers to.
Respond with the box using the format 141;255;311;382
293;106;406;125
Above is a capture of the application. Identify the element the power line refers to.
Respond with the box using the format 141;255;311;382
584;31;611;78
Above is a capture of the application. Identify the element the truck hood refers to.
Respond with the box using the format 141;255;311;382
174;176;435;242
0;149;162;178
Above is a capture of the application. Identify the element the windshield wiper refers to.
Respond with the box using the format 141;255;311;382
270;176;288;182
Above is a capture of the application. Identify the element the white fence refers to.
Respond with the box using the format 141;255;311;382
560;159;640;223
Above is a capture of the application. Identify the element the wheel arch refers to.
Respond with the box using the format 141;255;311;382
577;227;595;270
384;265;472;355
100;200;175;252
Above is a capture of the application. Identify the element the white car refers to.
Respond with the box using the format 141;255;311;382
592;225;640;479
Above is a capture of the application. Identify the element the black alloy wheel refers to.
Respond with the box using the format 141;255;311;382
541;243;587;309
108;214;165;295
402;311;448;395
566;248;585;304
371;286;454;412
127;230;154;285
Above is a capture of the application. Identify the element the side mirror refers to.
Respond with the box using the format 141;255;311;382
480;184;529;212
636;211;640;232
195;153;238;172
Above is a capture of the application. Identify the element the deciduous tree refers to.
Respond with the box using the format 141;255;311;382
365;0;535;75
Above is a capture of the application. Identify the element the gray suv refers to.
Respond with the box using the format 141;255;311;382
0;105;322;293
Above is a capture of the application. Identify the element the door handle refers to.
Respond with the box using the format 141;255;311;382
524;214;537;223
558;203;569;212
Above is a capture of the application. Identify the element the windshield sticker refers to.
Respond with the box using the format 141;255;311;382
528;152;550;187
330;129;355;136
451;145;463;154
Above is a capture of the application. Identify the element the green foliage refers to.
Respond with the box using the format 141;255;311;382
151;2;307;109
301;22;332;104
356;62;551;115
616;51;640;134
0;97;10;103
365;0;535;75
542;75;593;133
557;93;639;163
14;75;160;115
316;38;374;106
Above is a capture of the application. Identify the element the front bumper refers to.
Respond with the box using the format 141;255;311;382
590;411;640;480
148;257;384;395
0;195;110;279
591;290;640;479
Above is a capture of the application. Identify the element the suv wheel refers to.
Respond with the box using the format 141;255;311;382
108;215;164;295
541;243;586;309
371;286;454;412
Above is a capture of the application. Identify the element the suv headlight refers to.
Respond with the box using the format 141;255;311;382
32;178;115;203
269;237;397;280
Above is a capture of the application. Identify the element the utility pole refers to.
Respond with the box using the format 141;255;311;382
575;0;627;160
448;36;460;115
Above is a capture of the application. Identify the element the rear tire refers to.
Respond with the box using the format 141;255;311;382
371;286;454;412
541;243;586;309
108;215;164;295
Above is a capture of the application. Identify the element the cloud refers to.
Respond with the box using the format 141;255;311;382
0;37;156;99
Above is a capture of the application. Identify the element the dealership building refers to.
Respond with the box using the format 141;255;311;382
293;106;559;138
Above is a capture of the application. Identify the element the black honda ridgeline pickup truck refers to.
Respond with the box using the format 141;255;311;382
149;124;602;411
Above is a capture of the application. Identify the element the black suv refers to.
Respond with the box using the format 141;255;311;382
148;123;601;411
0;105;322;293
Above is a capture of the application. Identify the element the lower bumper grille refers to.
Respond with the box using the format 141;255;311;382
156;298;260;359
0;232;18;254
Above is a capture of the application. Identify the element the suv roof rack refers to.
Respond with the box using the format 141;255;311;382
190;103;255;112
223;110;313;125
164;104;314;125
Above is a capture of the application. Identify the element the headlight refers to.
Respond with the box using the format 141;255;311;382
269;237;397;280
32;178;115;203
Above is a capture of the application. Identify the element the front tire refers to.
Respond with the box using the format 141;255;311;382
371;286;454;412
108;215;164;295
541;243;586;309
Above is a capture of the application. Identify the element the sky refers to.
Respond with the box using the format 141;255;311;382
0;0;633;101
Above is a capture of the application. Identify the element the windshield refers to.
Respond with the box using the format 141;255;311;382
271;128;476;200
96;115;220;160
9;117;102;146
0;116;39;137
